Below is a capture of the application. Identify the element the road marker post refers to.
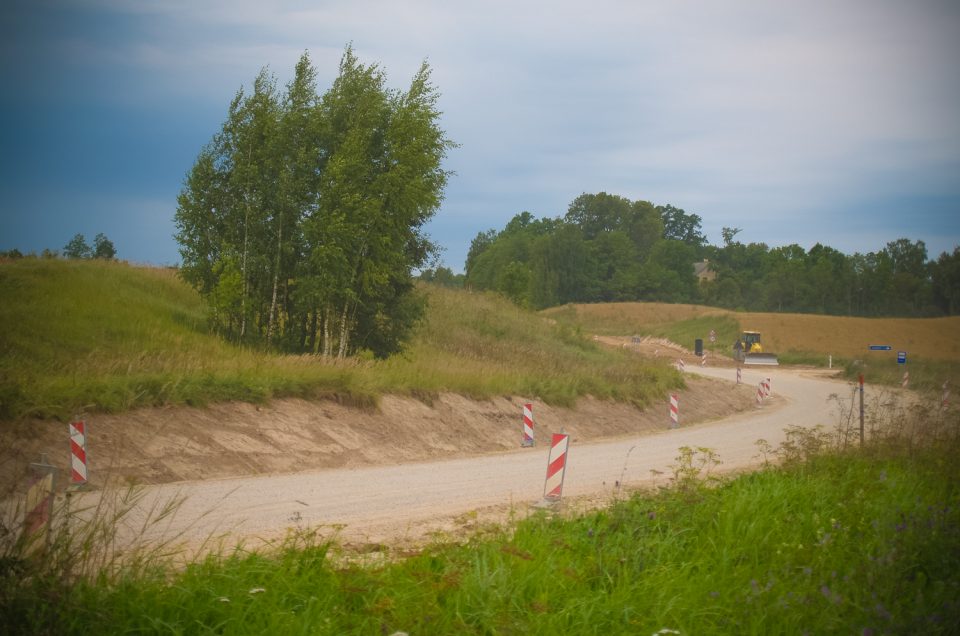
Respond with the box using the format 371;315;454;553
756;383;764;406
669;393;679;429
942;381;950;408
70;420;88;486
676;359;685;372
901;371;909;389
736;366;742;385
543;433;570;501
700;353;706;367
764;377;771;397
521;403;535;447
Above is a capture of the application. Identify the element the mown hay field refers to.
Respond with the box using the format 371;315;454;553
737;312;960;361
547;302;960;362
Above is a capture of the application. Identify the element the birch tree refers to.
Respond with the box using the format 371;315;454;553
175;47;453;356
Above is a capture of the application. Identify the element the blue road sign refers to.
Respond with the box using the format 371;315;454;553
868;345;892;351
898;351;907;364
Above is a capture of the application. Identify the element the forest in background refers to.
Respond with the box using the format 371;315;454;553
438;192;960;316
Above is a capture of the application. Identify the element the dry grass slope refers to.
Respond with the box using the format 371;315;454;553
546;302;960;361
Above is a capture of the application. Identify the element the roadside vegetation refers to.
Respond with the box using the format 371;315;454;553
4;388;957;634
0;258;679;421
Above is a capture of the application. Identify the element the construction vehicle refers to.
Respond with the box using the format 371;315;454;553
733;331;779;366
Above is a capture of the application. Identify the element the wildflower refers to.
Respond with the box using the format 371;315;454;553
249;587;266;594
652;629;680;635
217;597;230;603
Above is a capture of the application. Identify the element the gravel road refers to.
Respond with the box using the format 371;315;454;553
78;366;854;552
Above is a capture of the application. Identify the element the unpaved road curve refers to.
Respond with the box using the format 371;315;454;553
80;367;852;552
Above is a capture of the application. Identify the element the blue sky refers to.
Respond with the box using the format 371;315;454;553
2;0;958;271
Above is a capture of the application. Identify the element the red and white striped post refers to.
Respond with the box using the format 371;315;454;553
543;433;570;501
669;393;679;429
70;420;88;485
756;383;765;405
901;372;909;389
23;455;57;554
764;378;771;397
736;366;742;385
521;403;535;447
700;353;707;367
676;359;685;372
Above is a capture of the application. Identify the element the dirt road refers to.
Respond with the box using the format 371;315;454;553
74;365;853;553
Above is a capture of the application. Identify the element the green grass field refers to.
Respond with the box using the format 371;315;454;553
0;259;679;421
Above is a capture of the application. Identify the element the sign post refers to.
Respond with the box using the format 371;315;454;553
859;374;865;448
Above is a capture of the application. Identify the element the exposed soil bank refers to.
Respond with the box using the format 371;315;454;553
3;375;754;490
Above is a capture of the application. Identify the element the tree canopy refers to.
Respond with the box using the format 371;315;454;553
62;232;116;260
175;48;455;357
462;192;958;317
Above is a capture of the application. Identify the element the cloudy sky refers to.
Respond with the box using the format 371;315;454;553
2;0;958;271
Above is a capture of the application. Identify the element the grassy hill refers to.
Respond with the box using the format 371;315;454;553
545;302;960;390
0;259;679;421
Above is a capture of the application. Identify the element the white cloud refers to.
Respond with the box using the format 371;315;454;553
8;0;959;268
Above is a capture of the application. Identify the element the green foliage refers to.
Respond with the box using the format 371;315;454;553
62;233;92;259
8;437;957;634
175;47;455;358
703;237;950;317
931;247;960;314
658;203;707;249
92;233;116;259
417;266;464;288
467;190;956;317
61;233;116;261
0;259;677;420
465;194;704;309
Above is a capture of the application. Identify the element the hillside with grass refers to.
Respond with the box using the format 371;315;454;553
0;259;680;421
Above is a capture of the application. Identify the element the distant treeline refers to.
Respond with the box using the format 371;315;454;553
453;192;959;316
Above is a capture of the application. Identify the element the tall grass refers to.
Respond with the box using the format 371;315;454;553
0;259;680;420
5;404;957;634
